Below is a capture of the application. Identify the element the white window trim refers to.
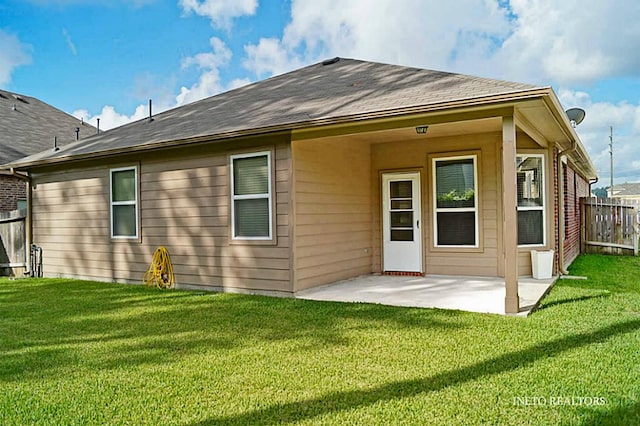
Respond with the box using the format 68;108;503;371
109;166;139;239
230;151;273;241
432;154;479;248
517;153;546;247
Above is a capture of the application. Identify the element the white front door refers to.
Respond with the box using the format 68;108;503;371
382;172;422;272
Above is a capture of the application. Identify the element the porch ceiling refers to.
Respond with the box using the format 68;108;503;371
344;117;504;144
297;98;566;149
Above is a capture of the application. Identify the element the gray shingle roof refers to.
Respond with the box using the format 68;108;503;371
0;89;96;165
612;183;640;196
8;58;542;167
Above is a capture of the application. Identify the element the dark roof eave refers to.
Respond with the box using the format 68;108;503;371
6;87;553;171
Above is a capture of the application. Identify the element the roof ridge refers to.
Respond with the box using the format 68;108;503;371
5;57;562;168
0;88;36;101
325;57;543;90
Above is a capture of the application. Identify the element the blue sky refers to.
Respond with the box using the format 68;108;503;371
2;0;640;185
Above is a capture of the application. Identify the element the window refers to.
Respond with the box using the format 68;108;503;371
517;155;545;246
16;199;27;211
433;155;478;247
110;167;138;238
230;151;272;240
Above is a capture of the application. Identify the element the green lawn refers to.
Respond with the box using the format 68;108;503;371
1;254;639;425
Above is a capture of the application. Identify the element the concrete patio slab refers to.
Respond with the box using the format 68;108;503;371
295;274;557;316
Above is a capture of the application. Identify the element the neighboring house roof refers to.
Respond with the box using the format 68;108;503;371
610;183;640;197
0;89;96;165
4;57;595;179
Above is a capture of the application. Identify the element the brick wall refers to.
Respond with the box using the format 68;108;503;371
0;175;27;212
562;163;590;268
552;149;559;274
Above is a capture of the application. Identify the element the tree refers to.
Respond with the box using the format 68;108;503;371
592;186;609;198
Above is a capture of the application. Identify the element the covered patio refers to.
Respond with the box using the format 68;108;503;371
296;274;557;316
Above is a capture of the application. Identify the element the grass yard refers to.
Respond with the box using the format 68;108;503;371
1;254;639;425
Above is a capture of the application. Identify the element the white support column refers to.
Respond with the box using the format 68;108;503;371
502;116;519;314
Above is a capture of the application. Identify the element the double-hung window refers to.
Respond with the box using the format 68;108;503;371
516;154;545;246
230;151;272;240
110;166;138;239
433;155;478;247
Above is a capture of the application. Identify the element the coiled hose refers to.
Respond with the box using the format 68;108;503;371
143;246;175;289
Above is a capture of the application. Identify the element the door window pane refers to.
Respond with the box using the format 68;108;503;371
391;200;412;210
391;211;413;227
388;178;415;242
390;181;412;198
391;229;414;241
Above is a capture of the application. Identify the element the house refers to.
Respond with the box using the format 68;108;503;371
4;58;597;313
608;183;640;202
0;89;95;211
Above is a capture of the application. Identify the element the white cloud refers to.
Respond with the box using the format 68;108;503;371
227;77;251;90
66;0;640;184
241;0;640;86
132;72;177;110
75;37;244;129
72;104;149;131
559;89;640;184
176;36;231;106
243;0;511;78
495;0;640;84
181;36;231;70
236;0;640;184
243;37;303;78
179;0;257;28
175;71;222;106
0;29;32;86
62;28;77;56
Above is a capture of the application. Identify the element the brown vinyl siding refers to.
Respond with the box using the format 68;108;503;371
31;167;111;280
30;141;292;294
292;138;372;291
372;133;500;276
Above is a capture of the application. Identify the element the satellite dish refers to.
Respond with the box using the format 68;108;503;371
565;108;586;127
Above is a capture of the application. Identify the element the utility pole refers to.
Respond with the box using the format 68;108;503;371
609;126;614;193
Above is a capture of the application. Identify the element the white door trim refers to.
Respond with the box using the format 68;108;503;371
382;172;422;273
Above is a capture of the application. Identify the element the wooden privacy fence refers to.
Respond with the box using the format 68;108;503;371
581;198;639;256
0;209;27;275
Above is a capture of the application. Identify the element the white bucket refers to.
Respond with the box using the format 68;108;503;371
531;250;554;279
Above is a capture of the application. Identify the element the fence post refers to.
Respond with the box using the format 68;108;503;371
633;204;638;256
0;209;27;276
